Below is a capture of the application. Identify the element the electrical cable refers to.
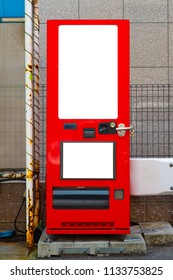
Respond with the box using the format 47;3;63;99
0;168;26;182
14;197;26;234
0;178;26;183
0;177;26;236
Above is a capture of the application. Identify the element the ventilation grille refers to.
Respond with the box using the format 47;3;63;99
53;187;109;209
61;222;114;228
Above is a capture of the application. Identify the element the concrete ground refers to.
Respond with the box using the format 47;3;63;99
54;246;173;260
1;242;173;260
0;222;173;260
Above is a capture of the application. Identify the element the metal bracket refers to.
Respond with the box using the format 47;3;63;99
116;124;134;137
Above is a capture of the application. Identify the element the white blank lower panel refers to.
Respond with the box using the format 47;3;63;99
61;142;115;179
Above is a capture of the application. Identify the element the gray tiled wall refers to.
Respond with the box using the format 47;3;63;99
37;1;173;179
0;24;25;168
79;0;123;19
130;68;168;84
1;1;173;170
131;23;168;67
0;24;25;85
124;0;168;22
169;68;173;83
169;0;173;22
39;0;78;21
39;0;172;85
170;23;173;66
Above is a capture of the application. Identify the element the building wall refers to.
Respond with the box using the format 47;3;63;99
39;1;173;175
0;23;25;168
0;183;173;231
0;183;45;232
39;0;173;85
0;1;172;169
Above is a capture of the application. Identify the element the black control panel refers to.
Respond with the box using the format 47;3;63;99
98;122;116;134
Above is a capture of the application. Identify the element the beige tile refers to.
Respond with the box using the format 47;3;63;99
130;67;168;84
80;0;123;19
131;23;168;67
39;0;78;22
169;0;173;22
124;0;167;22
169;24;173;66
169;67;173;83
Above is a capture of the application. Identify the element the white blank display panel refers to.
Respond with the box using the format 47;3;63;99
62;142;115;179
58;25;118;119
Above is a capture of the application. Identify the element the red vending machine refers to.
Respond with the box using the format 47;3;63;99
46;20;131;235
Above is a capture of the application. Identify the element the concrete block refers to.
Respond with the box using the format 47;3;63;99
165;202;173;223
6;202;25;223
38;242;51;258
147;196;165;202
130;67;168;84
0;183;25;202
0;222;16;231
131;196;146;203
146;203;165;222
130;225;141;234
0;206;6;223
139;222;173;245
38;230;75;257
79;0;123;19
131;23;168;67
74;235;109;255
39;0;78;22
38;229;146;257
110;233;146;254
124;0;167;22
0;202;25;225
165;195;173;202
130;203;146;222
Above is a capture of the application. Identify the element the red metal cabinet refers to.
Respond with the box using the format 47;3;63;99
46;20;130;234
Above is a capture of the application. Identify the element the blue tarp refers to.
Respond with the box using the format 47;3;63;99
0;0;24;18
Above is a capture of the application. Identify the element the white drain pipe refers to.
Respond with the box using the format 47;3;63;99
25;0;34;248
33;0;40;229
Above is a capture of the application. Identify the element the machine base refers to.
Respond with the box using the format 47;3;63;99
46;228;130;235
38;227;146;258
